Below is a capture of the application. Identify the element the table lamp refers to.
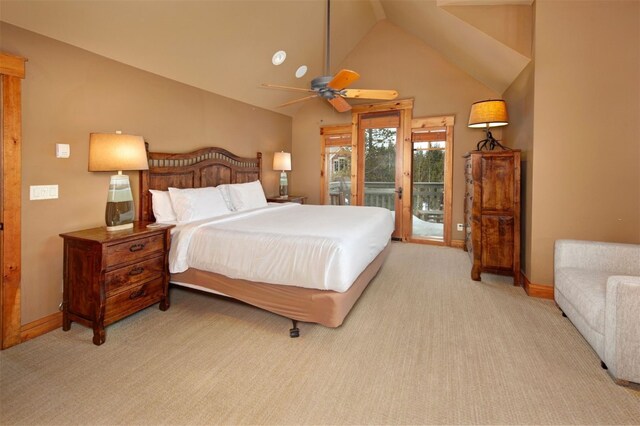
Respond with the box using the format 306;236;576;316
88;132;149;231
468;99;509;150
273;151;291;197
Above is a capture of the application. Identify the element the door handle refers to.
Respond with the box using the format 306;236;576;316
395;187;403;199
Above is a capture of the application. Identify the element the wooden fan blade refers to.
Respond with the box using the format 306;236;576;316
327;69;360;90
328;96;352;113
261;83;315;93
342;89;399;100
277;94;319;108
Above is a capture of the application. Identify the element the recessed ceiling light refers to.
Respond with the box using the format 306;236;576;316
272;50;286;66
295;65;308;78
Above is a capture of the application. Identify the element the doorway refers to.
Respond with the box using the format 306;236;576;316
409;116;454;245
319;101;453;246
320;125;352;207
357;111;403;238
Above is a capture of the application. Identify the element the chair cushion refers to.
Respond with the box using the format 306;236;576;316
555;267;612;333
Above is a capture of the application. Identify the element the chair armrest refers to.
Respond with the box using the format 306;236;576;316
604;275;640;383
554;239;640;274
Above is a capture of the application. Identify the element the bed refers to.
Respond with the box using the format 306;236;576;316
139;147;392;336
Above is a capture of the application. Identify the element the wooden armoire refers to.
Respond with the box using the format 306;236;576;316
463;150;521;285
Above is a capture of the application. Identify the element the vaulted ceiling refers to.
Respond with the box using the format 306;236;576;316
0;0;532;116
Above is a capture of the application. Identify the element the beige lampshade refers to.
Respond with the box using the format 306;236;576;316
88;133;149;172
273;151;291;171
468;100;509;128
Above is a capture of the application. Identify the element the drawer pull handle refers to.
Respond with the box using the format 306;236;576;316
129;267;145;276
129;243;145;252
129;289;147;300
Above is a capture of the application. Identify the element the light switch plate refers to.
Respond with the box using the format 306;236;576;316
56;144;70;158
30;185;59;200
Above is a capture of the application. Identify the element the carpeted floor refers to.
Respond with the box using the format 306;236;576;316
1;243;639;425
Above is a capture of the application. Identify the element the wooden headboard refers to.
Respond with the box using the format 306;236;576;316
139;146;262;222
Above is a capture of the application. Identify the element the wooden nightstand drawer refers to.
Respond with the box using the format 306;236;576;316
104;277;164;325
104;234;164;265
105;255;165;296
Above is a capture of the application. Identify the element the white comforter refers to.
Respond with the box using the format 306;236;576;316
169;203;393;292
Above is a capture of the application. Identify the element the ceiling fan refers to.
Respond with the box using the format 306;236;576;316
261;0;399;113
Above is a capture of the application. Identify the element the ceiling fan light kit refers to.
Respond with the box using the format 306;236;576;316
262;0;398;112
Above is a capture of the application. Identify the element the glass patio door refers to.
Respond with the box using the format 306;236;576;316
321;108;453;245
408;116;453;245
320;125;352;206
358;111;403;238
411;138;445;240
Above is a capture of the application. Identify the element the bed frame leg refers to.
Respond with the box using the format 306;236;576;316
289;320;300;338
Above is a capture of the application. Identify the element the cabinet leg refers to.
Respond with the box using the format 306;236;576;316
159;297;170;311
92;326;105;346
62;313;71;331
513;271;522;286
471;266;481;281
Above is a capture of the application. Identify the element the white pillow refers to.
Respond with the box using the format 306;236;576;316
168;186;231;223
149;190;177;223
228;180;267;211
216;184;236;211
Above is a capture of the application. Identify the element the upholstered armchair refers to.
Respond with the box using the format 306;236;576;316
554;239;640;385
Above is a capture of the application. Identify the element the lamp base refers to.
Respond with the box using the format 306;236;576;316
104;174;135;231
279;171;288;197
106;222;134;232
476;129;510;151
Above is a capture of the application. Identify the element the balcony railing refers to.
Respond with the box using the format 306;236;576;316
328;181;444;223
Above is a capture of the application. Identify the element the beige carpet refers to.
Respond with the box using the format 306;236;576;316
1;243;639;425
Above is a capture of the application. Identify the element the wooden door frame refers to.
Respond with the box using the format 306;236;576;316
351;99;414;239
407;115;455;246
319;124;352;205
1;52;26;349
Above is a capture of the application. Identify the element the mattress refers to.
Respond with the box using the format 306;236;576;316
169;203;394;292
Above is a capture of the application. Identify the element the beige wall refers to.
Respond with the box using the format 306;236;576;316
503;61;535;279
529;0;640;284
1;23;292;324
291;20;501;244
442;4;533;58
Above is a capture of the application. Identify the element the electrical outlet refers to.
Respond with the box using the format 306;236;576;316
457;223;464;231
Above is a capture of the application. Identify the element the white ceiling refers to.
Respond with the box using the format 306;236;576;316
0;0;531;116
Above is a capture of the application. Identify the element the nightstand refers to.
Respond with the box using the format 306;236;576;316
59;222;173;345
267;195;307;204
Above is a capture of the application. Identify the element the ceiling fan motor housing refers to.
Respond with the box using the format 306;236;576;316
311;75;336;99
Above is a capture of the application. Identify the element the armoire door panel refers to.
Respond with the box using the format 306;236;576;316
481;215;514;270
481;156;515;212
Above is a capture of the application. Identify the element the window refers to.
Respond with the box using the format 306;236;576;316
320;125;352;206
333;156;349;173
